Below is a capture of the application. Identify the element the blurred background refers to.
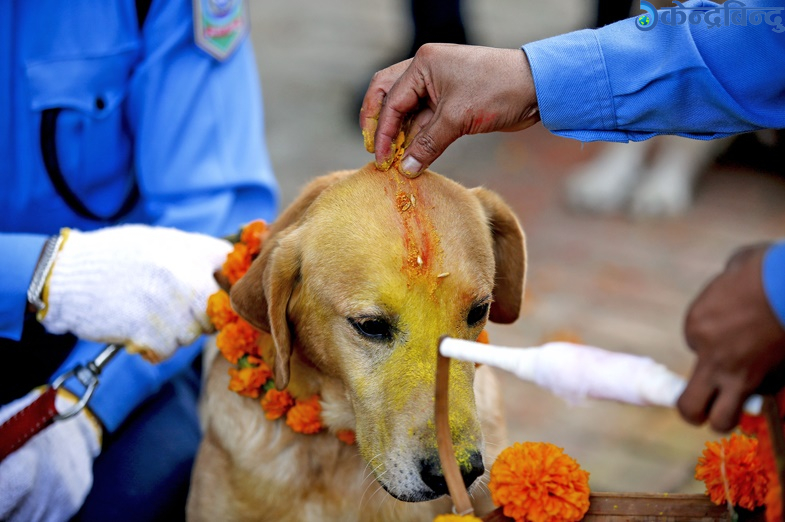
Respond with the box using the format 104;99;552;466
247;0;785;494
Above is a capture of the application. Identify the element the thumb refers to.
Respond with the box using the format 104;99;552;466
399;111;462;178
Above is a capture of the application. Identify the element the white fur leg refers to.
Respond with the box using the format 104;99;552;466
566;141;650;214
629;136;729;218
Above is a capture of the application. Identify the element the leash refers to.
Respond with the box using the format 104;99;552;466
0;343;122;463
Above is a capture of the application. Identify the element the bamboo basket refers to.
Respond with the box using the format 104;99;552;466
482;492;765;521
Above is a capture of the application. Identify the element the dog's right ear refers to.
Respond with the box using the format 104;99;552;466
470;187;526;324
230;170;352;389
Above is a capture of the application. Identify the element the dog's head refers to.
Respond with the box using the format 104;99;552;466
231;163;525;502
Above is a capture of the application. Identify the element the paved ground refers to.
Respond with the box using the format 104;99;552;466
247;0;785;494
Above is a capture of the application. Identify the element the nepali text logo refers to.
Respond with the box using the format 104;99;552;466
636;0;785;32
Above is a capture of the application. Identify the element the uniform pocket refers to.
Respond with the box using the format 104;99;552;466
26;47;140;222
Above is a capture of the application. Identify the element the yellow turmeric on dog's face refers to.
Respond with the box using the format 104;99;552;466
285;164;497;500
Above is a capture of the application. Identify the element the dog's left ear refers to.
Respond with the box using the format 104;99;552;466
470;187;526;324
230;171;352;389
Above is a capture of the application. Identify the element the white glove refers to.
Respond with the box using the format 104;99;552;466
0;389;102;522
39;225;232;361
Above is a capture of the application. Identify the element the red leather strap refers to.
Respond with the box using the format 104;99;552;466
0;387;58;463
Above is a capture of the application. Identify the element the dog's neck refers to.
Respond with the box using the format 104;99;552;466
258;331;357;434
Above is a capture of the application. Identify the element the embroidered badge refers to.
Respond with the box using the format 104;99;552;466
193;0;248;61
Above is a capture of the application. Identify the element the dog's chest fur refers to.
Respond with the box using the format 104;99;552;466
189;350;454;522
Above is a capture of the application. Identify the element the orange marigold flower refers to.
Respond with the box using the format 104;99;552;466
216;319;260;363
240;220;267;256
261;388;295;420
206;289;238;330
228;361;272;399
695;433;767;511
433;514;483;521
223;242;252;285
476;330;489;344
336;429;356;445
286;395;324;434
489;442;590;522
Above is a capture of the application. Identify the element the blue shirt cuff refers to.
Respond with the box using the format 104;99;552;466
763;241;785;330
523;30;619;141
0;234;49;340
53;339;202;432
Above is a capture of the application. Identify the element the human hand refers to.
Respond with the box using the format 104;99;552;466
38;225;232;362
360;44;540;177
678;244;785;432
0;388;101;522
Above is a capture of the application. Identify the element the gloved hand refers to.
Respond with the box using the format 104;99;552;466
38;225;232;362
0;388;102;522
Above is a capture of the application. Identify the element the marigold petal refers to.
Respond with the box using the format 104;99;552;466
336;429;356;445
206;289;239;330
240;220;268;256
286;395;323;434
227;364;271;399
223;242;252;285
261;388;295;420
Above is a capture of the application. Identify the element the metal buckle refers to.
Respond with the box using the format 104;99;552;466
50;344;123;420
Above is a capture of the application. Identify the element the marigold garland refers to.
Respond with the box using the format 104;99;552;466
222;242;252;285
206;220;354;443
261;388;295;420
286;395;324;435
488;441;590;522
216;318;259;364
695;433;767;511
206;290;238;330
228;356;272;399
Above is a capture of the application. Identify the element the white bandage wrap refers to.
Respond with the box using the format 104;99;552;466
39;225;232;361
0;390;101;522
440;339;763;415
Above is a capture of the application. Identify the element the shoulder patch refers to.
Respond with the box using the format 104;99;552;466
193;0;249;61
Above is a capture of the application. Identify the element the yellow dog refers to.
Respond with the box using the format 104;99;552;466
187;163;525;521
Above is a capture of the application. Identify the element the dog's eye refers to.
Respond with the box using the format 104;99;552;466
349;317;393;341
467;303;490;326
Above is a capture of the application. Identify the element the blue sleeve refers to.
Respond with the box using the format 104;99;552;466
764;242;785;330
52;0;279;431
126;0;279;235
0;234;48;340
522;0;785;143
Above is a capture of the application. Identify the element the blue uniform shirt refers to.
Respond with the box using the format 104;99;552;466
0;0;278;430
523;0;785;328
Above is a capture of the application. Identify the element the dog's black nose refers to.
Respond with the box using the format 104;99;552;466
419;451;485;496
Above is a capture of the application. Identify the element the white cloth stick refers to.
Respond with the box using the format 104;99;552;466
440;338;763;415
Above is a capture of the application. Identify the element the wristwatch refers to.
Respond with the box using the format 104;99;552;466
27;234;64;313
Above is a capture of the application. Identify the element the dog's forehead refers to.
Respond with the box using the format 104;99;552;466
298;165;496;301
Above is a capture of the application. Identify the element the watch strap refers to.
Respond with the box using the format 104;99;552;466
27;234;64;314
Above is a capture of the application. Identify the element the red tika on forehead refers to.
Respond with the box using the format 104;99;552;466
385;169;446;296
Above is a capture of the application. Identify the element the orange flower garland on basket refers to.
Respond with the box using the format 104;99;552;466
695;433;767;511
694;391;785;521
488;441;590;522
206;220;355;443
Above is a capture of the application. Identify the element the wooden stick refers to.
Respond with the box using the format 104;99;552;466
435;339;474;515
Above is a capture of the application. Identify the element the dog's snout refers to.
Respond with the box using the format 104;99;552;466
419;452;485;496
